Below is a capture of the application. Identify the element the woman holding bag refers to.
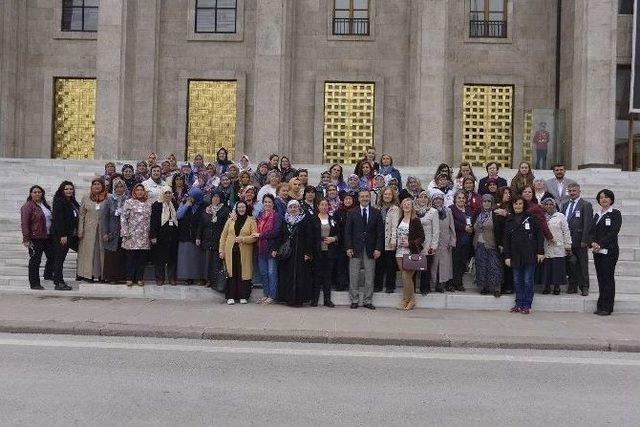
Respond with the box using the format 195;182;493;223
395;198;426;311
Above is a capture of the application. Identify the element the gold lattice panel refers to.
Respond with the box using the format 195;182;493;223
53;78;96;159
462;84;513;168
522;109;533;163
187;80;237;161
323;82;375;165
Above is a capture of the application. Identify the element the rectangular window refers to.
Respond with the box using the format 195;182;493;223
333;0;369;36
53;78;96;159
619;0;634;14
323;82;375;164
195;0;237;33
61;0;99;32
186;80;237;161
462;84;513;168
469;0;507;38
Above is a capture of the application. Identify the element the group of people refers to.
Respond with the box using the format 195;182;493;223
20;147;622;315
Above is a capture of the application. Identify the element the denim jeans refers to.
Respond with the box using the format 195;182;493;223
258;255;278;299
513;263;536;309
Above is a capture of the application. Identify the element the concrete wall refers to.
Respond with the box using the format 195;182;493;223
0;0;626;168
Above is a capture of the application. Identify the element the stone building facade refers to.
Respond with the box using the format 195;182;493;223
0;0;632;169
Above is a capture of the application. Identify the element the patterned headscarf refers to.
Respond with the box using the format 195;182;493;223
284;200;305;225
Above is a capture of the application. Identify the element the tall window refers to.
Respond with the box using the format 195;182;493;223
333;0;369;36
469;0;507;38
195;0;237;33
61;0;99;32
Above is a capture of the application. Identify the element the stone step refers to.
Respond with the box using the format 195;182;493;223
0;281;639;313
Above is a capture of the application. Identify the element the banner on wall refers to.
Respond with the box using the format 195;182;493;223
630;0;640;112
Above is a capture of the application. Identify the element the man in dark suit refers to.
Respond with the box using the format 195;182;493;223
561;183;593;296
345;190;384;309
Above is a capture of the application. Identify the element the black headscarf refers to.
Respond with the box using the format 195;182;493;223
234;201;248;237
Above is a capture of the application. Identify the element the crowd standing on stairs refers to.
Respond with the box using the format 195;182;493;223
20;147;622;315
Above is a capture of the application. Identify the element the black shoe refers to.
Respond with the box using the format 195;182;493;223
43;274;53;281
581;289;589;296
363;303;376;310
503;289;514;295
54;284;72;291
480;287;489;295
310;301;318;307
420;291;429;296
493;290;501;298
455;284;465;292
542;286;551;295
566;286;577;294
445;284;455;292
350;303;358;309
435;284;445;293
373;287;383;293
30;284;45;290
324;301;335;308
384;288;394;294
593;310;603;315
596;311;611;316
553;286;560;295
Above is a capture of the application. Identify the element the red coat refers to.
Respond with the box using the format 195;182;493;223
527;202;553;241
20;200;49;243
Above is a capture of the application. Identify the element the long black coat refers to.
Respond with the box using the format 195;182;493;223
344;205;384;258
503;213;544;268
177;203;206;243
277;216;313;305
51;196;79;238
196;206;231;251
150;201;179;246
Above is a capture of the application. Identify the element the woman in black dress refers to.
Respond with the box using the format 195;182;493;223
196;190;231;289
309;198;339;307
150;187;179;285
277;200;313;306
50;181;80;290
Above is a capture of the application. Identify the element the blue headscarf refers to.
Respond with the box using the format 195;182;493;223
188;186;203;214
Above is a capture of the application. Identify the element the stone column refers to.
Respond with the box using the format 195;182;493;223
0;0;20;157
570;0;617;168
251;0;293;161
95;0;129;160
405;0;447;166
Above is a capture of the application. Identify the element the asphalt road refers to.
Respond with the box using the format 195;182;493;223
1;334;639;427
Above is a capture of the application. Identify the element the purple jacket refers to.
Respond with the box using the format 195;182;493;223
449;204;474;246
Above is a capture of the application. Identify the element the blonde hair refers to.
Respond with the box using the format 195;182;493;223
400;197;417;220
377;186;399;209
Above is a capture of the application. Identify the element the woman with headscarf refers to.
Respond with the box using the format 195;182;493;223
510;161;535;195
541;195;572;295
102;162;116;190
135;161;149;183
167;153;179;174
196;189;230;289
121;164;138;193
219;201;257;304
120;183;152;286
192;154;205;174
346;174;362;193
449;190;474;292
237;170;253;196
333;191;357;291
427;163;453;192
277;200;313;307
215;147;231;176
462;176;481;218
238;154;253;174
255;194;282;304
279;156;298;183
227;163;240;187
399;176;423;202
150;187;179;285
430;193;456;293
473;194;503;297
176;187;207;285
326;184;341;216
415;190;439;295
218;173;238;208
50;181;80;290
429;173;455;207
77;178;108;282
171;174;189;205
251;161;270;188
100;178;128;284
268;154;280;171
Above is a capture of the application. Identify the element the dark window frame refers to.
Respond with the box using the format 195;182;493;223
469;0;507;39
61;0;99;33
333;0;370;36
195;0;238;34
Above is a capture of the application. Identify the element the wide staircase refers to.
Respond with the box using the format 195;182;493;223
1;158;638;313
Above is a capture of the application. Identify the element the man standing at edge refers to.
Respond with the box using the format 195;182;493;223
561;183;593;296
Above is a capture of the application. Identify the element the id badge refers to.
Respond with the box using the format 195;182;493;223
575;211;580;218
95;204;100;211
465;217;471;226
524;223;531;231
169;220;175;226
73;210;78;218
605;218;611;226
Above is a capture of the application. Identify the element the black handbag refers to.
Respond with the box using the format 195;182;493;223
402;253;428;271
275;238;292;260
216;266;228;293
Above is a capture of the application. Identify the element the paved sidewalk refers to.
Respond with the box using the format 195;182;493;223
1;294;639;352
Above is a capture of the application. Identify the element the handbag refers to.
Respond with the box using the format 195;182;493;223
402;253;428;271
215;265;228;293
275;238;292;260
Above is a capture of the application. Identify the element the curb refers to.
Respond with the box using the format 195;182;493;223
1;321;640;353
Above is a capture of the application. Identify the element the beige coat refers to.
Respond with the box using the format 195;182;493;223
383;205;401;251
419;208;440;252
77;195;106;279
219;216;258;280
544;212;572;258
